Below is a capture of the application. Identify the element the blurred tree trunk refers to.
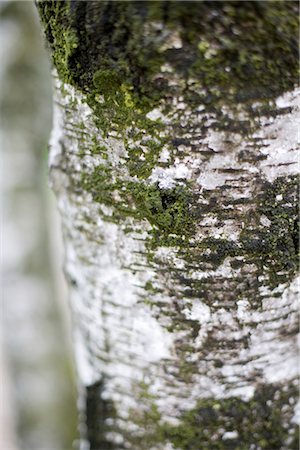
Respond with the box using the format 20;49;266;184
1;1;77;449
37;1;299;449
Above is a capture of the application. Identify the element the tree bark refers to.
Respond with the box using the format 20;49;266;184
37;1;299;449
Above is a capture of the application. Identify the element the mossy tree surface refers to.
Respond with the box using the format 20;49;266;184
37;1;299;449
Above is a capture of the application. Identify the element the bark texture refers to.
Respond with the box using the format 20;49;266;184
37;1;299;449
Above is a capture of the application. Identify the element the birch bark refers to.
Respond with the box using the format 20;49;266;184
37;2;299;449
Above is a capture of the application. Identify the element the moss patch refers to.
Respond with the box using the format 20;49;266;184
81;163;196;249
38;0;299;131
36;0;78;83
181;175;299;289
241;175;299;288
162;382;299;450
124;382;298;450
187;1;299;107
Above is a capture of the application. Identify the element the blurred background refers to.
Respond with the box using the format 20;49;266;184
1;1;78;448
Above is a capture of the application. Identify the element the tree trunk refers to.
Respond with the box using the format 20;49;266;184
37;1;299;449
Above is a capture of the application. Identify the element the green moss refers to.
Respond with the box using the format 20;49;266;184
126;139;166;180
124;382;165;449
37;0;78;83
187;2;298;103
82;161;196;249
82;165;298;297
87;68;137;135
38;1;298;133
130;183;195;238
81;164;113;207
37;2;300;261
241;175;299;287
93;69;122;97
38;1;299;251
123;382;298;449
161;382;298;450
179;175;299;290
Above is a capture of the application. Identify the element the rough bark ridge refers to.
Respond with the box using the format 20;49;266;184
37;1;299;449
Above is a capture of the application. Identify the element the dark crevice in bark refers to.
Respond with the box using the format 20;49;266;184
86;379;121;450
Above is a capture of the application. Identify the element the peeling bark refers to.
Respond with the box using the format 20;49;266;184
37;2;299;449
